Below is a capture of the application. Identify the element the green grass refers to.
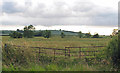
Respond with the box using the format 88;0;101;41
2;36;111;48
2;36;113;71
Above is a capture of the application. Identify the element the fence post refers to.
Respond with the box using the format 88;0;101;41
79;47;81;59
54;49;56;60
65;47;66;58
94;48;95;57
69;48;70;58
4;44;8;53
39;48;41;61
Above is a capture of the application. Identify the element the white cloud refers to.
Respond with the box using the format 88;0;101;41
0;24;117;35
0;0;118;35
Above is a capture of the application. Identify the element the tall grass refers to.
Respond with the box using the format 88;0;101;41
2;36;113;71
2;36;111;48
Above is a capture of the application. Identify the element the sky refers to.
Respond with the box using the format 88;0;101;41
0;0;119;35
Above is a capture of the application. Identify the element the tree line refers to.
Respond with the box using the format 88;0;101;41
10;25;100;38
10;25;52;38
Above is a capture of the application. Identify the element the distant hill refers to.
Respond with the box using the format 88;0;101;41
50;30;78;35
0;30;78;36
0;30;14;36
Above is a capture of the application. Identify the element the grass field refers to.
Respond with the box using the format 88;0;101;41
2;36;111;48
2;36;113;71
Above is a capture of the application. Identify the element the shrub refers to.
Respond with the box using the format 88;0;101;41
84;32;91;38
2;44;36;68
10;31;23;38
78;31;83;38
60;32;65;38
34;31;43;37
106;34;119;69
43;30;51;38
92;33;99;38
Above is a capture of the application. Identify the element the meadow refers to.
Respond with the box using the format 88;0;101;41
2;36;110;48
1;36;113;71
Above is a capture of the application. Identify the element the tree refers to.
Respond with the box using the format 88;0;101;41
23;25;35;38
61;32;65;38
17;29;23;33
34;31;43;37
110;35;112;38
28;25;35;30
43;30;51;38
17;29;20;32
10;31;23;38
59;29;62;31
93;33;99;38
78;31;82;38
112;29;118;36
85;32;91;38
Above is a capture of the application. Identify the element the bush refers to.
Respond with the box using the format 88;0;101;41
106;35;120;69
92;33;99;38
43;30;51;38
2;44;36;68
78;31;83;38
60;32;65;38
34;31;43;37
84;32;91;38
10;31;23;38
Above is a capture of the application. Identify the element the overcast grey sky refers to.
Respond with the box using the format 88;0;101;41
0;0;119;35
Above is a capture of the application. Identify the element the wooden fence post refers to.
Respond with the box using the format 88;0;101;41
65;47;66;58
54;49;56;60
39;48;41;61
79;47;81;59
94;48;95;57
4;44;8;54
69;48;70;58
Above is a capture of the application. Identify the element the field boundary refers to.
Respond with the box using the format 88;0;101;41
4;44;105;60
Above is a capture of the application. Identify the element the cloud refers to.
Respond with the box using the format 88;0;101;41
73;2;94;12
2;2;23;13
1;0;118;27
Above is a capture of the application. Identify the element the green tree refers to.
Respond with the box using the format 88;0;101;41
93;33;99;38
61;32;65;38
34;31;43;37
10;31;23;38
43;30;51;38
85;32;91;38
78;31;82;38
17;29;20;32
23;25;35;38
